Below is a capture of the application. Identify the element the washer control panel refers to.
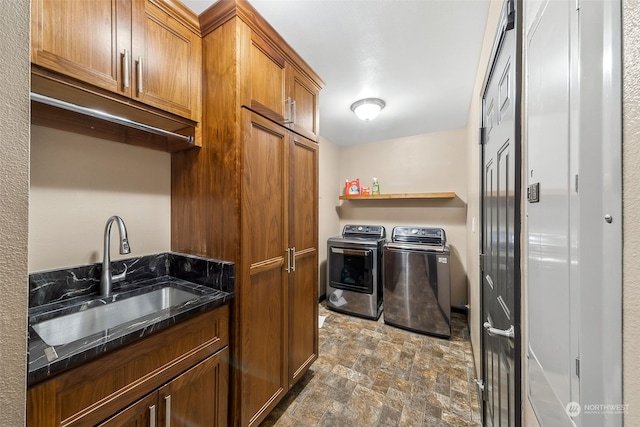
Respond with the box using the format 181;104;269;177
342;224;386;238
392;226;446;244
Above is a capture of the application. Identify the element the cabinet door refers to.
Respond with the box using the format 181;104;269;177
31;0;131;95
250;33;287;125
158;348;229;427
132;0;202;120
241;111;288;426
288;134;319;385
97;392;156;427
287;66;321;141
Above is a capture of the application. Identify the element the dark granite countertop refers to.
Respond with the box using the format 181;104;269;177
27;252;234;385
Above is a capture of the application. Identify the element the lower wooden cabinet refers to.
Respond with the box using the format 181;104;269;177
27;305;229;427
99;348;229;427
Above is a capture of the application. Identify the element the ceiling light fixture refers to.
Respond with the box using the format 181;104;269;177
350;98;385;122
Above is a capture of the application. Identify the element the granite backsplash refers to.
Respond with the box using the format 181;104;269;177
29;252;235;308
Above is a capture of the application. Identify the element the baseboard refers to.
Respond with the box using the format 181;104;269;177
451;305;468;314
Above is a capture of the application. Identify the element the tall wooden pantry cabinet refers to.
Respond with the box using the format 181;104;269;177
171;1;323;426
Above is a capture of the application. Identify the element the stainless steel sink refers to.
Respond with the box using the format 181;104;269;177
32;287;200;346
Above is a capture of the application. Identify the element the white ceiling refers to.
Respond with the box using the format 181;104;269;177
182;0;491;146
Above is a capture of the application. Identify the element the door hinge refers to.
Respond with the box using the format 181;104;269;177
575;357;581;377
479;127;486;145
479;254;486;271
575;174;579;193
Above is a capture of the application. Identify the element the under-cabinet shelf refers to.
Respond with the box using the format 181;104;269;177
339;192;457;200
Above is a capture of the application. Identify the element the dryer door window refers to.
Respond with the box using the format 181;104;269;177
328;246;374;294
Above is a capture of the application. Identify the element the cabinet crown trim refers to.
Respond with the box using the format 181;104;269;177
150;0;201;34
198;0;324;89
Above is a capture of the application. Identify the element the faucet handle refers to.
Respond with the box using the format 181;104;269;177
112;263;128;283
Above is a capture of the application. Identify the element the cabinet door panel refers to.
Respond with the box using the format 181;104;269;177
31;0;130;95
133;0;201;120
288;253;318;384
243;113;287;265
288;135;318;384
241;111;288;426
288;67;320;140
250;34;286;123
97;393;156;427
158;348;229;427
243;268;287;425
289;135;318;252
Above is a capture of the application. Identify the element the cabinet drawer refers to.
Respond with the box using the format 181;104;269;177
27;305;229;427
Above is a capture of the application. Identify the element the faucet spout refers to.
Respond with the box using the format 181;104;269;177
100;216;131;297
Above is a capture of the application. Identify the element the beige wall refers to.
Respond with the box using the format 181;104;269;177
0;0;29;424
338;129;469;307
318;136;341;298
623;0;640;423
29;126;172;272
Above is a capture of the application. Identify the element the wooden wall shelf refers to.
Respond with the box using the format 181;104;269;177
339;192;457;200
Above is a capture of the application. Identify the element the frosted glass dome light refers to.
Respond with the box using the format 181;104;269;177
350;98;385;121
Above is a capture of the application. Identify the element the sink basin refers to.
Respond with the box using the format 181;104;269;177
32;286;200;346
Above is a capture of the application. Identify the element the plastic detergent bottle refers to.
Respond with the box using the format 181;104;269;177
372;177;380;195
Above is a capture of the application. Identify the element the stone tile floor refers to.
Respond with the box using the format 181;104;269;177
260;303;482;426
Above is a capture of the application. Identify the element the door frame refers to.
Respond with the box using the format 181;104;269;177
478;0;523;424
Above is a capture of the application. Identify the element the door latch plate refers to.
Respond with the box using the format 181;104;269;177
527;182;540;203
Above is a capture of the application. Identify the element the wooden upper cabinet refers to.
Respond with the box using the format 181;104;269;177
250;34;287;123
31;0;131;95
248;33;321;140
31;0;201;122
133;0;201;120
287;65;320;141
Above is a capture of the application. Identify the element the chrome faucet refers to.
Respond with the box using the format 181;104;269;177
100;216;131;297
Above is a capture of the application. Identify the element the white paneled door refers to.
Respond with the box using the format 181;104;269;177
526;0;623;426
